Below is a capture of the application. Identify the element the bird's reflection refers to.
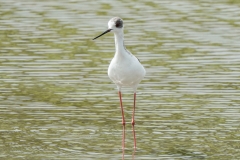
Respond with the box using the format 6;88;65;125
132;148;136;160
122;125;125;160
121;125;136;160
132;125;136;160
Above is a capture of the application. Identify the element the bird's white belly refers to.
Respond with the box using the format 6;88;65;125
108;57;145;89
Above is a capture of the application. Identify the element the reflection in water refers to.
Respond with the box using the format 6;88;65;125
132;125;136;160
122;125;136;160
132;147;136;160
122;125;125;160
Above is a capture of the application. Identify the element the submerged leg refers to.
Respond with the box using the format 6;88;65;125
132;92;137;149
118;91;125;151
122;124;125;159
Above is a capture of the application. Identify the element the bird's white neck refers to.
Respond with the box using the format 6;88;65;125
114;31;128;58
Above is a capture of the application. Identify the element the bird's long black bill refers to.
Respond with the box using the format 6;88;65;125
92;29;112;40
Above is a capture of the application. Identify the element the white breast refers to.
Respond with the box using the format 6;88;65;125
108;53;146;90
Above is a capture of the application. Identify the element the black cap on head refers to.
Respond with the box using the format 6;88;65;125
114;18;123;28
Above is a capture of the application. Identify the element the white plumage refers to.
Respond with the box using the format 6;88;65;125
93;17;145;149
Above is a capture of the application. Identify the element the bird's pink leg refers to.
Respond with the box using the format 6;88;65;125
118;91;125;151
118;91;125;125
132;92;137;149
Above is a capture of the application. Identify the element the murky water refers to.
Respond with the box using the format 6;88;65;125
0;0;240;159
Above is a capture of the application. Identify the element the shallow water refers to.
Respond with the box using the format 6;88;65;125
0;0;240;159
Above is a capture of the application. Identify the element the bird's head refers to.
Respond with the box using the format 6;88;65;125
93;17;124;40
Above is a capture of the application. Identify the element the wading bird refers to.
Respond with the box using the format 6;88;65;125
93;17;146;149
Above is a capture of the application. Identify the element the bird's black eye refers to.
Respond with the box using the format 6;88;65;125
115;19;123;28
